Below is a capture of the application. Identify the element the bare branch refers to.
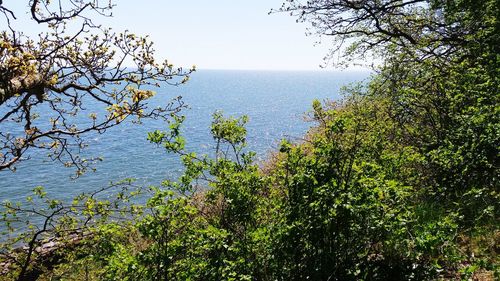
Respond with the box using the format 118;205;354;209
0;1;194;175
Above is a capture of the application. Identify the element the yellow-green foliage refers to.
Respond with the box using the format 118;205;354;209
1;0;498;280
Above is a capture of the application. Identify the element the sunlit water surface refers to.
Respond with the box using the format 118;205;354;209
0;70;369;204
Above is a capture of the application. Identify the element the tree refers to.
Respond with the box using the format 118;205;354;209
277;0;497;66
278;0;499;278
280;0;499;200
0;0;193;175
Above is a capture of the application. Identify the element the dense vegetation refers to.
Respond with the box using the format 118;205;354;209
1;0;498;280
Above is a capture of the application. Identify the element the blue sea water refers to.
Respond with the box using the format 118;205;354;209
0;70;369;203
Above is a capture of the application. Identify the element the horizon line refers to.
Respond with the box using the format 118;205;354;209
182;67;373;72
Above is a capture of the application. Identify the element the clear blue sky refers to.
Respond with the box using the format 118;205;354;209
3;0;338;70
104;0;333;70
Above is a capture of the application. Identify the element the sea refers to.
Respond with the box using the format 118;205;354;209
0;70;369;204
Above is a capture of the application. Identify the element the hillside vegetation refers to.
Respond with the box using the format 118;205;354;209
1;0;498;280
